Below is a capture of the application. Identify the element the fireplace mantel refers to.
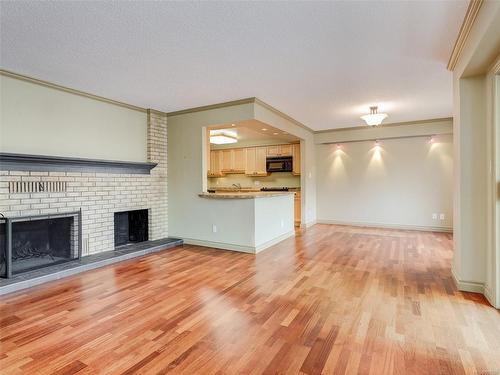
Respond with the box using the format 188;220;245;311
0;153;157;174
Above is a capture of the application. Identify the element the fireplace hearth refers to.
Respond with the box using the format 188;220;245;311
0;211;82;278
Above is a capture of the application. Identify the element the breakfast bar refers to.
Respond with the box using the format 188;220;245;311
192;191;295;253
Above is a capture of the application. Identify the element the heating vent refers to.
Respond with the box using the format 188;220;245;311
9;181;67;194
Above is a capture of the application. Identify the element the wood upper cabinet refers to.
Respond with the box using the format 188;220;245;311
245;147;267;176
292;143;300;176
208;150;224;177
221;150;233;172
266;144;293;157
255;147;267;175
280;144;292;156
233;148;246;172
266;145;281;157
221;148;246;173
209;143;297;176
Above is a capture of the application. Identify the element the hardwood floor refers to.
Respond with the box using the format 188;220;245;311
1;224;499;374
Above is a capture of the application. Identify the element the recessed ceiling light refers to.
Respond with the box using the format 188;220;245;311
231;123;235;127
262;128;267;131
273;132;278;135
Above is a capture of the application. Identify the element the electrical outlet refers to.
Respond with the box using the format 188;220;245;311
254;181;261;186
212;224;217;233
440;213;445;220
432;213;438;220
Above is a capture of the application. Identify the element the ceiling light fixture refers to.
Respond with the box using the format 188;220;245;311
361;106;388;126
262;128;268;131
209;129;238;145
210;134;237;145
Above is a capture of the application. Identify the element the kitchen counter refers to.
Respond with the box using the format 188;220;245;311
208;187;261;192
199;191;294;199
190;191;295;253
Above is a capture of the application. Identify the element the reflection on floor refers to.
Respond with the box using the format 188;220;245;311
1;224;499;374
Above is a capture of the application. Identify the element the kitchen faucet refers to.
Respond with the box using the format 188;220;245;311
232;183;242;189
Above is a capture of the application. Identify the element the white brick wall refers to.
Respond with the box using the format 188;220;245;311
0;110;168;255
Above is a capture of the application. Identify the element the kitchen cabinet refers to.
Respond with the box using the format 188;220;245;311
208;150;224;177
221;149;245;173
267;144;293;157
209;143;298;176
294;191;301;227
245;147;268;176
280;144;293;156
266;145;280;157
292;143;301;176
233;148;246;171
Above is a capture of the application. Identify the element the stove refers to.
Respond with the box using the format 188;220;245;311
260;187;289;192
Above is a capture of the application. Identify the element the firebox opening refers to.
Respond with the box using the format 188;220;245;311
0;213;81;277
114;209;149;247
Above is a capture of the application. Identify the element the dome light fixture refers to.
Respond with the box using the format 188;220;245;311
361;106;388;126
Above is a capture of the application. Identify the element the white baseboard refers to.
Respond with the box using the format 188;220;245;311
182;230;295;254
255;231;295;253
316;219;453;233
483;285;498;308
304;220;317;228
182;238;256;253
451;267;485;294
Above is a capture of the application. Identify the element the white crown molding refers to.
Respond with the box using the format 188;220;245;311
447;0;484;71
0;69;168;114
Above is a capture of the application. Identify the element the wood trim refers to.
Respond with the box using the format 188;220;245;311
451;267;485;294
0;153;157;174
317;133;451;146
167;97;316;134
182;230;295;254
253;98;315;134
314;117;453;134
0;69;148;113
489;53;500;74
447;0;484;71
166;98;256;117
316;220;453;233
147;108;168;116
254;231;295;253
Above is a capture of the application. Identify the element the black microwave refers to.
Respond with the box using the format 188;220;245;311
266;157;293;172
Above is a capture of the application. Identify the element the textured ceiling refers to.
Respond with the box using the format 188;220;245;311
0;1;467;130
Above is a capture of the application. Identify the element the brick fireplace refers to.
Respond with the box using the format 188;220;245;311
0;111;168;261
